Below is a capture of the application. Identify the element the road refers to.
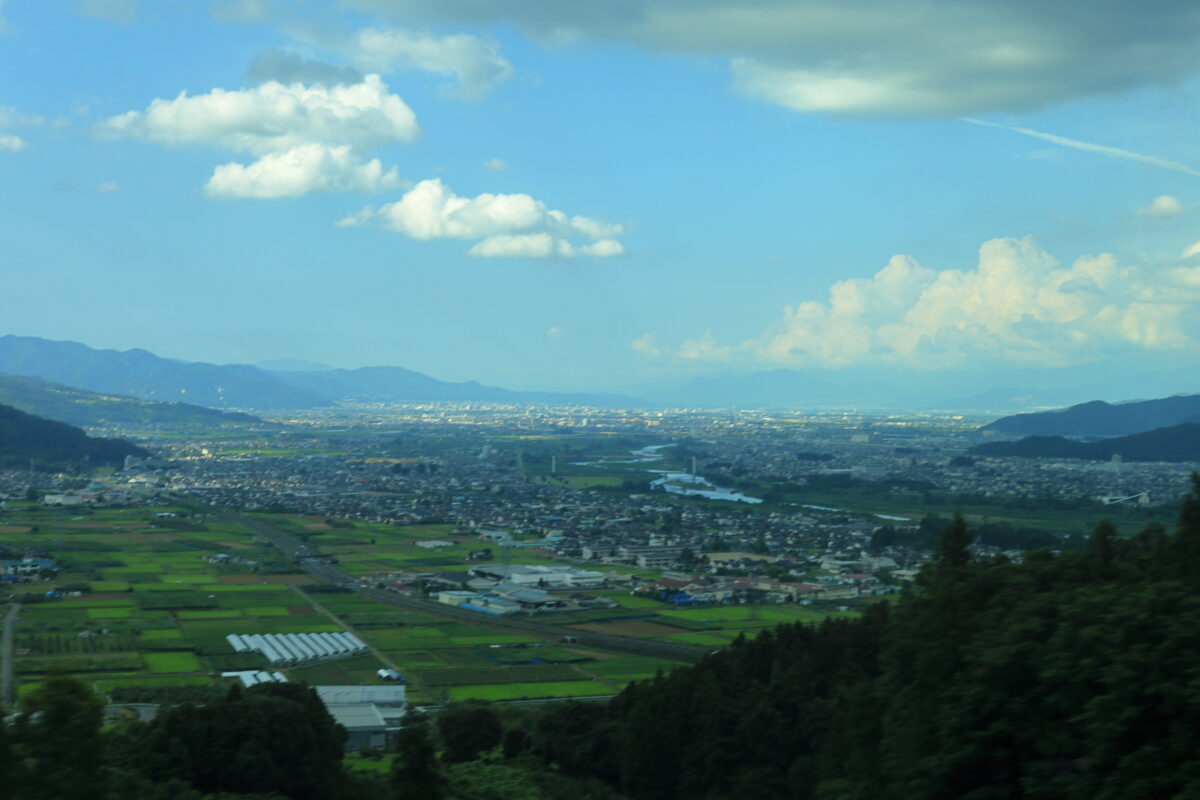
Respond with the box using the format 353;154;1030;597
1;602;18;710
220;511;710;664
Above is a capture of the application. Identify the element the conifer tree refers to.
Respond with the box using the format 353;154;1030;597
392;724;446;800
936;512;972;569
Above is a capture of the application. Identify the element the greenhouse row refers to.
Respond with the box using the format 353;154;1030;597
225;631;369;665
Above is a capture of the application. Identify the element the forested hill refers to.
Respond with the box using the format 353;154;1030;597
0;373;264;429
969;422;1200;462
981;394;1200;437
524;482;1200;799
0;403;149;468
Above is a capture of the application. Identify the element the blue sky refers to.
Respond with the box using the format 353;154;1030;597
2;0;1200;392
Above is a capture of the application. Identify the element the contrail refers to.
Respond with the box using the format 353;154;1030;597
962;117;1200;178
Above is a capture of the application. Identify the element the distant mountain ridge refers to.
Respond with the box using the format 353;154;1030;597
970;423;1200;462
0;336;326;409
268;365;638;406
981;395;1200;437
0;336;640;410
0;373;264;430
0;403;149;468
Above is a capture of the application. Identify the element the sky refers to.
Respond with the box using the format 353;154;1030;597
2;0;1200;393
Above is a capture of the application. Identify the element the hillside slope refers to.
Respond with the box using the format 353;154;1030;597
970;422;1200;462
981;395;1200;437
0;403;150;468
0;373;263;429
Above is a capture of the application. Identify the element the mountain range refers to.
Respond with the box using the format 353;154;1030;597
3;334;1198;415
981;395;1200;438
0;336;637;410
970;423;1200;462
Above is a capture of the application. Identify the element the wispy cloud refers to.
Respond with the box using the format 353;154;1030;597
963;118;1200;178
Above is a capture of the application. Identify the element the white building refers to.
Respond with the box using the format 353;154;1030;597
315;685;407;750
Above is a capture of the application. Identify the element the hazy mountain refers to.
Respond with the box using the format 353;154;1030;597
981;395;1200;437
0;403;149;468
256;358;334;372
269;366;640;407
0;373;264;430
0;336;641;411
970;422;1200;462
649;363;1200;412
657;369;884;408
0;336;327;410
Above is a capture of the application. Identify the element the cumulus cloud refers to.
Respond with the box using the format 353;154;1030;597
350;28;513;100
1137;195;1186;218
101;75;417;154
95;181;119;193
483;157;506;172
345;0;1200;116
546;326;566;338
635;237;1200;369
631;333;663;358
0;105;45;153
206;144;401;198
78;0;136;24
340;178;626;258
100;75;416;198
246;49;363;87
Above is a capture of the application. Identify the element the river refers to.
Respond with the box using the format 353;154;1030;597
573;444;763;504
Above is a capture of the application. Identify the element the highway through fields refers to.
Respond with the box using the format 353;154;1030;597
1;602;18;710
219;511;710;664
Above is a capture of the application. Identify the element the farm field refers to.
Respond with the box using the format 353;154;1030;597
238;513;868;693
0;505;688;704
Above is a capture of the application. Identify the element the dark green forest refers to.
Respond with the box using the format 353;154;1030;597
970;422;1200;462
0;403;149;469
8;481;1200;799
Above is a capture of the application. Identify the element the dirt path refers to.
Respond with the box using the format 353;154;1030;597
288;586;433;695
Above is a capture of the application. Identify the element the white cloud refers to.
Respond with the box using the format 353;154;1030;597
636;237;1200;369
95;181;119;193
1182;241;1200;260
546;326;566;339
579;239;625;257
101;75;417;198
78;0;136;24
631;333;663;358
351;28;513;100
101;75;417;154
964;119;1200;177
0;107;44;128
346;0;1200;117
342;178;626;258
1136;195;1186;218
483;157;506;172
468;233;556;258
0;105;45;153
206;144;401;198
